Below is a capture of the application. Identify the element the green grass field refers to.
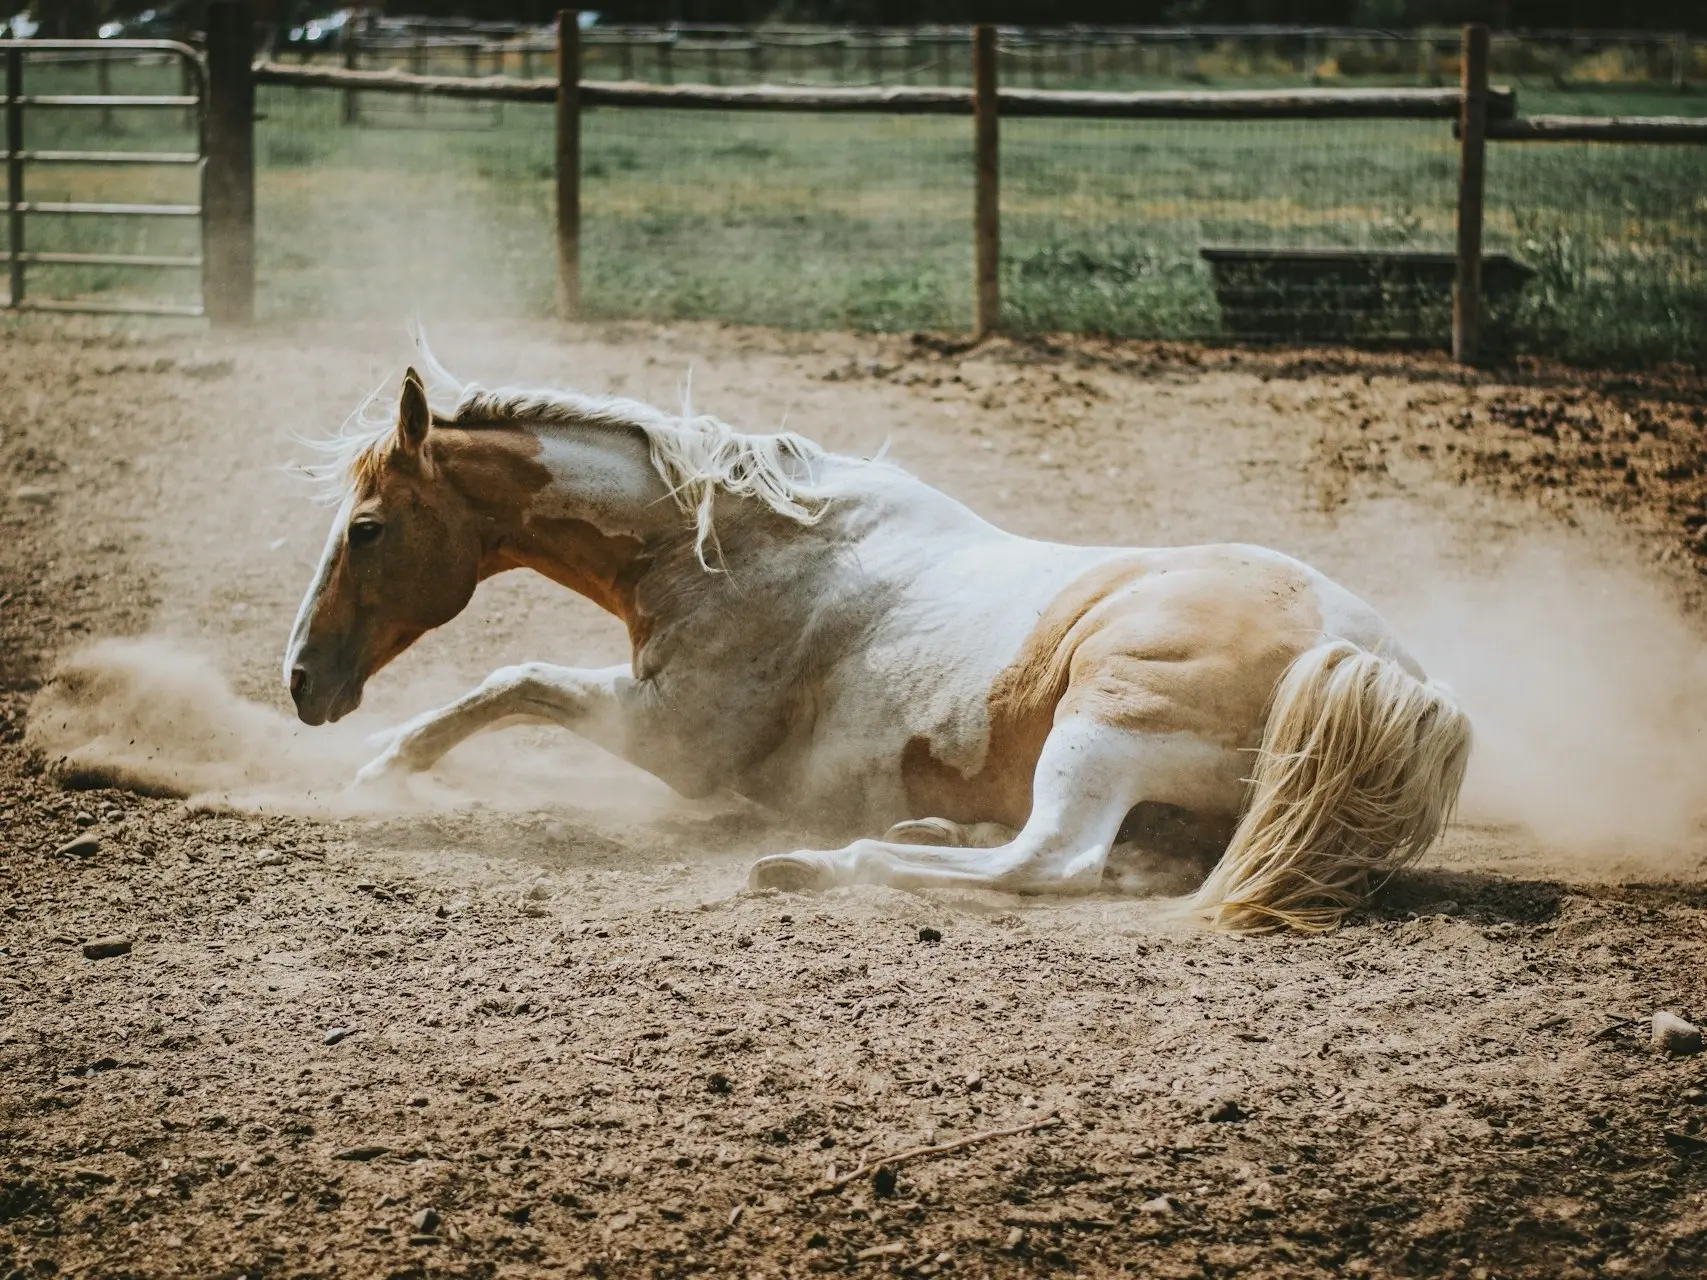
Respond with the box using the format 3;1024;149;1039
8;50;1705;365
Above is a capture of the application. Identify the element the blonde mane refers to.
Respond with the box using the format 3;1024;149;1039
305;335;844;567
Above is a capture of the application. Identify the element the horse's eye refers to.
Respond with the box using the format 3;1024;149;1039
348;519;384;548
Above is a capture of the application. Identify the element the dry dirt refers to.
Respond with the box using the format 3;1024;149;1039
3;319;1707;1280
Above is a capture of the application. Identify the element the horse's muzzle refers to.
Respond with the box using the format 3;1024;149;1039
289;663;362;726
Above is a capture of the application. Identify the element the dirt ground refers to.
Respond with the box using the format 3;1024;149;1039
3;318;1706;1280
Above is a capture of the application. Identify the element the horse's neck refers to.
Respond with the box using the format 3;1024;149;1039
442;420;995;645
513;421;676;538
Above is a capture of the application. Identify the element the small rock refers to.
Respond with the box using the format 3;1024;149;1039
526;885;552;901
254;848;284;867
407;1095;428;1107
73;811;96;827
11;484;56;504
323;1027;351;1046
1005;1226;1026;1251
965;1072;984;1092
707;1072;733;1095
918;926;943;943
1204;1097;1246;1123
410;1207;440;1234
1652;1011;1703;1056
332;1145;388;1161
1139;1194;1174;1215
434;904;449;919
82;937;131;960
57;835;100;859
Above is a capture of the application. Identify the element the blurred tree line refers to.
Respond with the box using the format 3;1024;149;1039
22;0;1707;37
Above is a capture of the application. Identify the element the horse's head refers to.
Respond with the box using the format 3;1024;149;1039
285;368;484;725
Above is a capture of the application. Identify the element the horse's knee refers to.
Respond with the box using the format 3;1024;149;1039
484;662;551;699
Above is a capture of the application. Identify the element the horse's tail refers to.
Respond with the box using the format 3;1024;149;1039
1186;640;1472;934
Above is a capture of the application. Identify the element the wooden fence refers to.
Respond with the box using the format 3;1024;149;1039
199;3;1707;364
318;22;1703;96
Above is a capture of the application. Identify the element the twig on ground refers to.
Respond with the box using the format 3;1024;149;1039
809;1112;1062;1197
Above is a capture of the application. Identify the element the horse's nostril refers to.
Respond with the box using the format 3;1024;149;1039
289;665;309;702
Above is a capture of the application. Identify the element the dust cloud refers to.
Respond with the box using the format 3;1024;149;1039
23;636;677;820
1379;533;1707;859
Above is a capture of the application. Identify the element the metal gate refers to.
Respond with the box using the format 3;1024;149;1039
2;39;205;316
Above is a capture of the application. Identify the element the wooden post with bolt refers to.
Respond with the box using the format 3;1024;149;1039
204;0;256;326
556;9;581;318
1453;23;1489;365
973;24;999;338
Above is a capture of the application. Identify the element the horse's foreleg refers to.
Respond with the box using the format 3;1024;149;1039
751;720;1228;894
353;662;632;786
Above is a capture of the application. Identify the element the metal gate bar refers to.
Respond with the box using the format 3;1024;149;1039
1;39;206;317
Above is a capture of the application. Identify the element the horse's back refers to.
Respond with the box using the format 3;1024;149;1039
784;530;1413;832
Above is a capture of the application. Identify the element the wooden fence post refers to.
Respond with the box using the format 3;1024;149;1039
556;9;581;318
1452;23;1489;365
342;28;360;124
973;25;999;338
204;0;256;326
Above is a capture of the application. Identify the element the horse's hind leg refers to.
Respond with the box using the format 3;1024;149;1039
354;662;632;786
751;719;1234;894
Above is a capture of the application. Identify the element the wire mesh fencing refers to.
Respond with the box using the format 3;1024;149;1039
255;84;555;319
255;86;974;332
237;29;1707;365
1002;117;1460;346
1485;139;1707;366
580;107;971;332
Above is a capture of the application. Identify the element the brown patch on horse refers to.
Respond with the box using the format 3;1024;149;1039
902;548;1324;829
902;556;1150;828
432;428;650;642
488;517;650;646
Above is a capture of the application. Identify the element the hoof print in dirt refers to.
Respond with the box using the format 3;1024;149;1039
1652;1011;1703;1056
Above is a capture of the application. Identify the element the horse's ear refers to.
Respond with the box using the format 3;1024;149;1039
397;367;431;453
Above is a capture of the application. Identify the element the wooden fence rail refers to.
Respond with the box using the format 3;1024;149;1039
252;62;1514;120
203;10;1703;366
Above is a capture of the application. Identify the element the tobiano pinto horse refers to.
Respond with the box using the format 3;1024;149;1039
285;343;1471;932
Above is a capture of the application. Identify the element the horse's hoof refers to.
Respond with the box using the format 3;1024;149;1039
882;817;959;847
748;853;833;893
349;753;412;800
